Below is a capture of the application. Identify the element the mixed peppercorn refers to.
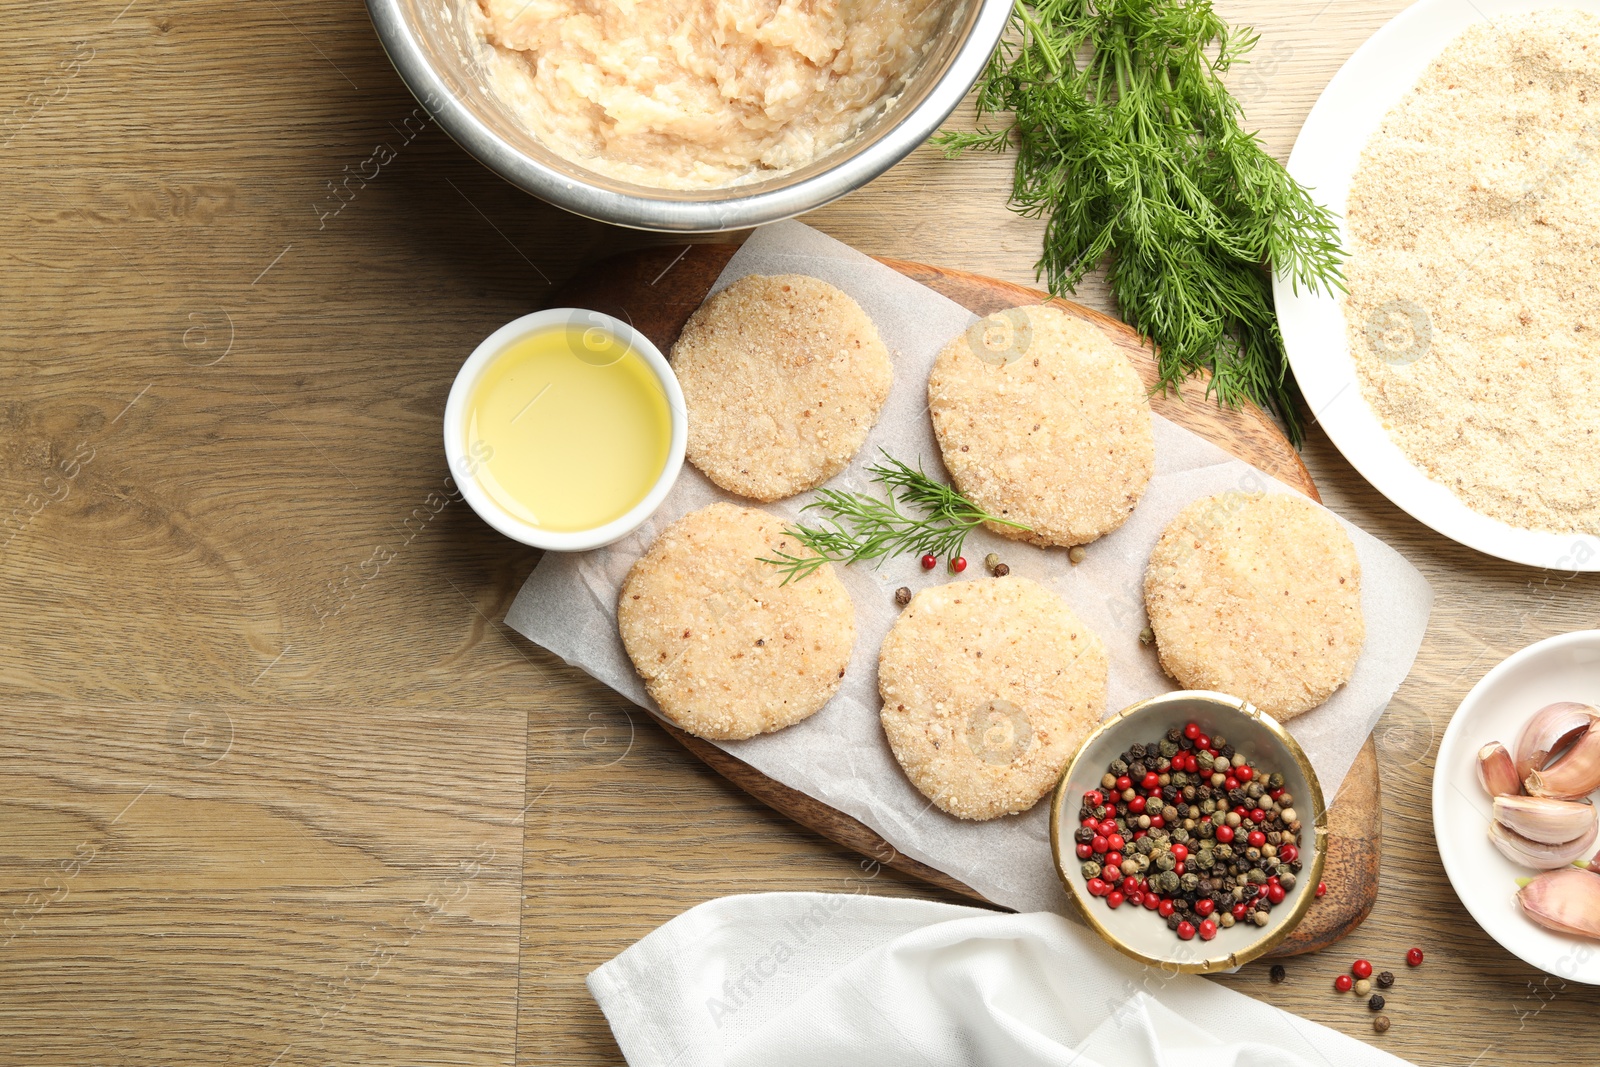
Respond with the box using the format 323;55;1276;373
1274;951;1423;1034
1074;721;1305;941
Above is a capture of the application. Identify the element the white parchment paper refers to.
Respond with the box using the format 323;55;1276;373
505;220;1433;914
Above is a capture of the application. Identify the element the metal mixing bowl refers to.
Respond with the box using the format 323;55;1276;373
365;0;1013;232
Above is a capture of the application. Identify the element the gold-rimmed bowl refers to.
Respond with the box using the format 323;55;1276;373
1048;691;1327;974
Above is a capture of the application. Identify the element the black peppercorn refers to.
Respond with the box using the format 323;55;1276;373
1269;964;1286;984
1372;1015;1390;1033
1376;971;1394;989
894;586;912;606
992;563;1010;577
1368;994;1385;1012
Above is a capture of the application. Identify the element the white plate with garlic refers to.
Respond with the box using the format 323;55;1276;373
1434;630;1600;981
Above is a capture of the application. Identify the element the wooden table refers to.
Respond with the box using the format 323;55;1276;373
1;2;1596;1065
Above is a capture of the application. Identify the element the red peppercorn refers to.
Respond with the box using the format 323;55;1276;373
1214;825;1235;844
1232;902;1249;920
1099;819;1117;835
1087;877;1106;897
1170;843;1188;863
1106;891;1124;909
1267;884;1287;905
1115;775;1132;792
1150;815;1165;829
1184;722;1200;739
1129;796;1146;814
1076;843;1093;860
920;553;937;570
1352;959;1372;979
1174;861;1185;876
1247;830;1266;848
1143;893;1160;911
1176;921;1196;941
1236;765;1254;783
1107;834;1126;852
1104;852;1123;869
1279;844;1298;863
1224;776;1239;791
1198;918;1218;941
1142;772;1160;791
1196;734;1211;751
1250;808;1267;823
1080;817;1098;829
1406;947;1424;967
1195;898;1215;917
1102;806;1117;818
1335;975;1353;993
1084;789;1103;806
1133;830;1146;841
1159;899;1176;917
1092;836;1107;854
1269;787;1284;800
951;556;968;573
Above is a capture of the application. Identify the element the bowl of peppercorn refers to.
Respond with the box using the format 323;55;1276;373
1048;690;1327;974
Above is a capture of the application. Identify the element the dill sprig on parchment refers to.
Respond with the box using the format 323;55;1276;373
936;0;1345;443
759;453;1028;583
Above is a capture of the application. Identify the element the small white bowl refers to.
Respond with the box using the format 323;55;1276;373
1434;630;1600;983
443;308;686;551
1050;691;1326;974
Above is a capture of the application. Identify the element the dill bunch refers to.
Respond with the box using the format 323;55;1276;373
935;0;1344;442
759;453;1028;583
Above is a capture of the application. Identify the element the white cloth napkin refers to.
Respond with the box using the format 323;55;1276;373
589;893;1415;1067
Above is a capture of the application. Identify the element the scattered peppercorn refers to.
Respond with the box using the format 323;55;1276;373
1334;974;1353;993
894;586;912;607
920;553;937;570
1068;546;1087;565
984;552;1001;573
1139;626;1155;646
1368;994;1385;1012
951;556;968;573
1270;964;1287;984
1376;970;1394;989
1315;881;1327;898
1353;978;1371;997
1406;947;1424;967
1373;1015;1391;1034
1351;959;1372;979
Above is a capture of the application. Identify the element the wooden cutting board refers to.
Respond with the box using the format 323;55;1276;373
549;243;1380;957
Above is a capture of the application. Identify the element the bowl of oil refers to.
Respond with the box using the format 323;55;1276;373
444;308;686;551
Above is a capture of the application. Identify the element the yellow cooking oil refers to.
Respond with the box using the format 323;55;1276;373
466;325;671;532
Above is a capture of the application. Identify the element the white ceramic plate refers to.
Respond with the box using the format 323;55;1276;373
1273;0;1600;572
1433;631;1600;982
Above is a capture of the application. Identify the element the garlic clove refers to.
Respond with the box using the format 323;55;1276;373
1489;817;1600;870
1517;867;1600;940
1478;741;1522;798
1526;725;1600;801
1493;795;1597;844
1515;701;1600;781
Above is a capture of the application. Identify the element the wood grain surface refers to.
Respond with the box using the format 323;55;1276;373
3;2;1599;1067
551;241;1380;957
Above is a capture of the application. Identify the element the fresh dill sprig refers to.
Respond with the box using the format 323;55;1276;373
758;453;1029;583
935;0;1345;443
